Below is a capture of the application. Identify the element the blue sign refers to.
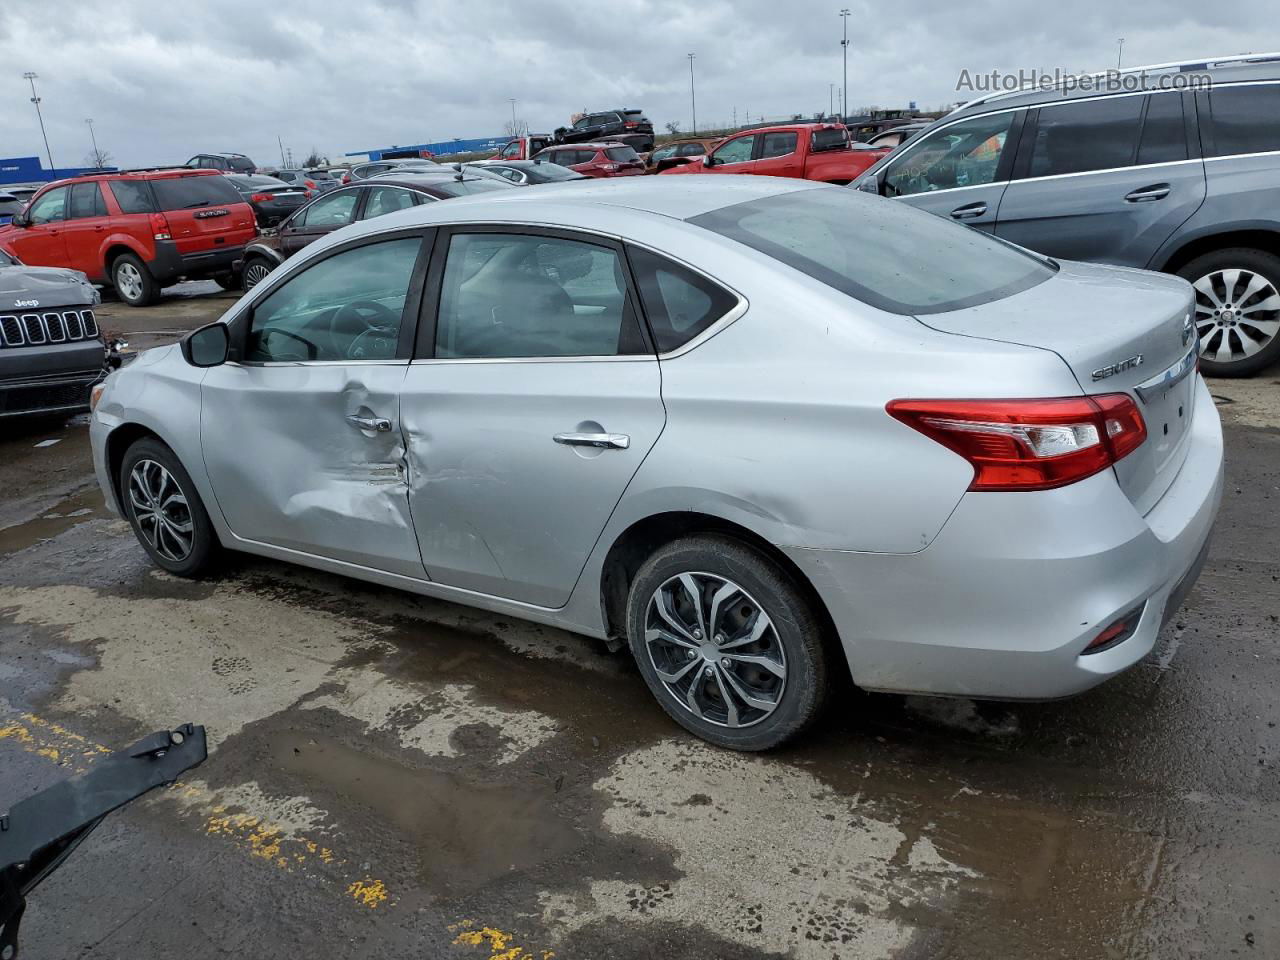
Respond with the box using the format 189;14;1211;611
0;156;115;185
347;136;511;160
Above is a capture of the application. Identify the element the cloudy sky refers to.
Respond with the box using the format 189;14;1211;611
1;0;1272;169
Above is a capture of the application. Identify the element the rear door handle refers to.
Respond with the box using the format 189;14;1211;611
949;202;987;220
347;414;392;432
554;432;630;450
1125;184;1171;203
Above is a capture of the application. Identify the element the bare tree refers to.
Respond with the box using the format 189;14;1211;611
303;147;329;167
664;121;681;135
84;148;113;170
503;118;527;138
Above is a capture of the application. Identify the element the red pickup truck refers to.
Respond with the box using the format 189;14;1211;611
486;134;554;162
661;123;888;184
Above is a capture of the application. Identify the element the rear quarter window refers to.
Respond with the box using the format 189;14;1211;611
1207;83;1280;156
150;176;244;211
606;147;640;162
628;246;740;352
108;180;157;214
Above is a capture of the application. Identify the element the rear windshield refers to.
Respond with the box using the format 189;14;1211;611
606;147;641;162
227;174;282;189
306;169;333;180
227;156;255;171
150;175;244;211
811;129;848;152
690;188;1054;315
430;178;513;198
0;199;23;215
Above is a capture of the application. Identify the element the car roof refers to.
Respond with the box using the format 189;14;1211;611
543;141;630;151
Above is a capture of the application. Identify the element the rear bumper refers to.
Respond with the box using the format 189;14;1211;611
785;376;1225;700
149;241;247;284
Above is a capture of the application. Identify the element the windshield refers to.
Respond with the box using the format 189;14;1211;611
150;175;244;210
690;187;1054;314
228;156;255;171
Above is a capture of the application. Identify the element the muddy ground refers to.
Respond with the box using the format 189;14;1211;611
1;284;1277;959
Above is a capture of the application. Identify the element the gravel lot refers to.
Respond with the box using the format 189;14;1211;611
2;284;1277;959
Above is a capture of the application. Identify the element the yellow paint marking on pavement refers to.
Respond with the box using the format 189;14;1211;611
450;920;554;960
1;711;390;909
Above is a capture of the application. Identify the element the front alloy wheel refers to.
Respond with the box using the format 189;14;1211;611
128;459;193;562
645;572;788;728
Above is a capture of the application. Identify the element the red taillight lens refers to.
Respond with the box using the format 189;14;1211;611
1083;603;1145;653
624;122;639;129
342;173;351;184
303;189;314;198
600;163;619;173
249;192;274;203
148;212;171;241
886;395;1147;492
304;179;316;189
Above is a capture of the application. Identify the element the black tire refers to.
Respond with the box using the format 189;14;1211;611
241;256;275;291
625;535;829;751
213;272;240;291
111;252;160;307
1176;247;1280;377
118;437;218;577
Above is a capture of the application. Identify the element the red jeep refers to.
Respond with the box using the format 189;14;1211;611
0;169;257;307
661;123;885;184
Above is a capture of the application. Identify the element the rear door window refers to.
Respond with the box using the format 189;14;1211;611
433;232;647;358
811;128;848;152
68;182;108;219
628;247;739;353
1027;96;1144;177
150;175;243;211
760;132;798;159
1206;83;1280;156
1137;93;1188;165
108;180;156;214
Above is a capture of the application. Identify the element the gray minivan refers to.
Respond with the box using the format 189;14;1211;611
853;53;1280;376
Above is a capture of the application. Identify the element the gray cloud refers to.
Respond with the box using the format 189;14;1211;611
2;0;1274;169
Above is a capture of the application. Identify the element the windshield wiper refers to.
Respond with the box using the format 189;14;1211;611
184;200;212;209
0;723;207;959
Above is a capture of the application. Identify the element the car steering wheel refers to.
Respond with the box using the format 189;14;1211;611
333;299;399;360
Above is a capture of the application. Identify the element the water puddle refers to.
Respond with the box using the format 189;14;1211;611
0;487;112;557
270;732;584;893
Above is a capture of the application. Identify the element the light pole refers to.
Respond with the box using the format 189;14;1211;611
839;9;850;122
1116;38;1125;69
687;53;697;135
24;71;55;175
508;98;518;135
85;118;101;168
829;82;834;117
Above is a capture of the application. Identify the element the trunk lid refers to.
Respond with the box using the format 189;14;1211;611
149;173;256;254
918;260;1199;515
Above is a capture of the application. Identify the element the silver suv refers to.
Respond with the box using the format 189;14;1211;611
854;53;1280;377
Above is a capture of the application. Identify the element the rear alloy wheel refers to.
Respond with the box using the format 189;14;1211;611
626;535;828;751
119;438;218;577
111;253;159;307
242;257;274;291
1179;248;1280;377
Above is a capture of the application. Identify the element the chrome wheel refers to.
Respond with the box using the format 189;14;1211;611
1192;268;1280;364
243;261;272;289
115;261;144;302
644;572;787;729
128;459;193;561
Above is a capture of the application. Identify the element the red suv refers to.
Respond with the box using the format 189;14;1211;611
0;169;257;306
532;142;645;178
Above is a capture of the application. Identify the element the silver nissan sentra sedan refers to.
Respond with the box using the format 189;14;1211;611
89;177;1223;750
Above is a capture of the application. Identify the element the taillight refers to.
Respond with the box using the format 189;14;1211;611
886;394;1147;492
624;122;639;129
304;179;317;190
341;173;351;184
304;189;314;199
249;192;274;203
600;163;619;173
148;212;171;241
1083;603;1145;653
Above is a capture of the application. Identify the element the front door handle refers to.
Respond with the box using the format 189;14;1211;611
950;202;987;220
347;414;392;432
1125;184;1171;203
553;432;630;450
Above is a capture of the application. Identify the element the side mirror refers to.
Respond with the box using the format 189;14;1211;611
9;213;27;228
181;322;230;368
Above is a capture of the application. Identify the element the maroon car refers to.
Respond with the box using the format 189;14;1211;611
532;142;645;178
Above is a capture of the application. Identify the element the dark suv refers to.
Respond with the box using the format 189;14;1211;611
554;109;654;154
0;248;112;419
187;153;257;174
854;54;1280;376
